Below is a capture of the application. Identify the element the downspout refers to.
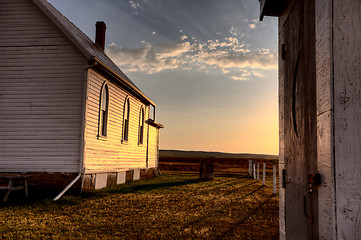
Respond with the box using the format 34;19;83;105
53;173;82;201
53;65;90;201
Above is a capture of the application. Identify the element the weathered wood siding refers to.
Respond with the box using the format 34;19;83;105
333;0;361;238
0;0;86;173
83;69;150;172
279;0;318;239
147;126;159;168
278;12;286;240
315;0;335;239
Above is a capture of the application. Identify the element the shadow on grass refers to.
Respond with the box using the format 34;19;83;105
0;174;264;208
0;175;206;207
91;177;202;195
173;185;269;234
215;196;278;239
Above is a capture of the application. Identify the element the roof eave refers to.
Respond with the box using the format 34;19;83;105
32;0;156;106
259;0;289;21
145;119;164;129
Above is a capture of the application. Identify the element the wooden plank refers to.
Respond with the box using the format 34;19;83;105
333;0;361;237
314;0;336;238
279;0;318;239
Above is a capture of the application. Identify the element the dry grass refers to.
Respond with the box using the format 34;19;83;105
0;173;279;239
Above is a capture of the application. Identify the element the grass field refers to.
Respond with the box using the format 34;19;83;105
0;173;279;239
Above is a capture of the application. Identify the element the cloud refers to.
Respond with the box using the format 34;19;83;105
105;35;277;76
199;50;277;69
252;71;264;78
106;42;195;74
129;1;139;8
180;35;188;41
231;76;249;81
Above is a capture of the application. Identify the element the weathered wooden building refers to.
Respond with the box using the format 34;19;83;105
0;0;163;193
261;0;361;239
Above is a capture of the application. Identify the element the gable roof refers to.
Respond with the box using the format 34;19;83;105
32;0;155;106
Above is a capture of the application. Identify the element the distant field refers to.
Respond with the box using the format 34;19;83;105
160;149;279;160
0;173;279;239
159;149;279;176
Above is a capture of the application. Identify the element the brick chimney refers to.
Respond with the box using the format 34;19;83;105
95;21;106;51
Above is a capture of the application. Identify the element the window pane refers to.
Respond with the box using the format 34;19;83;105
124;99;129;120
139;108;144;144
101;110;107;136
124;119;129;141
101;87;107;110
123;98;130;141
149;105;155;120
139;125;143;144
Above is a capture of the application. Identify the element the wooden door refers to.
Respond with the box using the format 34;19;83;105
280;0;318;239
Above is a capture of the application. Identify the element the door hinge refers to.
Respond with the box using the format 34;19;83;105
281;169;290;188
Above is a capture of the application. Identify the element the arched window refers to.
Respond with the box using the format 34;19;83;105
99;83;109;137
138;107;145;145
122;97;130;142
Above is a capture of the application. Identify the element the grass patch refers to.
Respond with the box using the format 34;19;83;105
0;173;278;239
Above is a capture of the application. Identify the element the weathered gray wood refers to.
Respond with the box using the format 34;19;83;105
314;0;336;238
333;0;361;237
253;163;256;180
279;0;318;238
273;165;276;195
262;163;266;186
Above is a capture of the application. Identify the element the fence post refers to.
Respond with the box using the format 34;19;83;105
253;163;256;180
262;163;266;185
273;165;277;194
257;163;260;181
249;160;252;175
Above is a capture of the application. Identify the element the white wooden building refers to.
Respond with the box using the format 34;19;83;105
0;0;163;192
261;0;361;239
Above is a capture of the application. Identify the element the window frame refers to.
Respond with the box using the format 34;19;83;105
122;96;130;143
138;106;145;145
98;82;109;138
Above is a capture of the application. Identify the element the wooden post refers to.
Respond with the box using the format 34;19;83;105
257;163;260;181
262;163;266;185
199;158;214;180
273;165;277;194
249;160;252;175
253;163;256;180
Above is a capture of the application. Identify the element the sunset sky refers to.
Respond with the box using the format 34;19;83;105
48;0;279;155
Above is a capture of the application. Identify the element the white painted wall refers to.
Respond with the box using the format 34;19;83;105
0;0;85;173
83;69;150;172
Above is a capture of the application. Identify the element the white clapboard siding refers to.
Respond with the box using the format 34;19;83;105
83;69;150;172
0;0;86;173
